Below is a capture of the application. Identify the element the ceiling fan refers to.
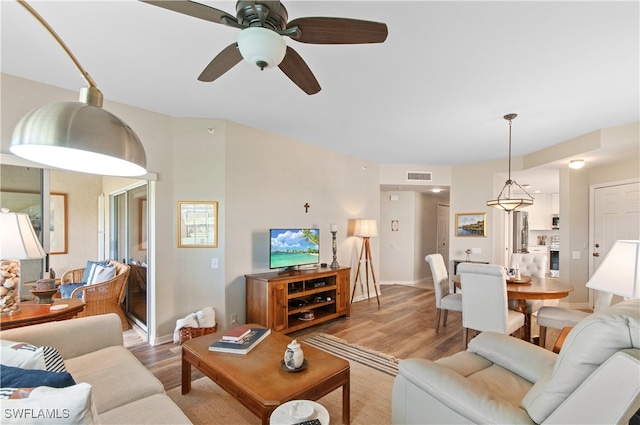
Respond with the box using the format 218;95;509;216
141;0;388;95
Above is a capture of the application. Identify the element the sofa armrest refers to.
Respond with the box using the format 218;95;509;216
541;349;640;424
396;358;534;424
1;313;123;359
468;332;557;382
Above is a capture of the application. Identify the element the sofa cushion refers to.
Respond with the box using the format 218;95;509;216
522;299;640;423
0;383;100;425
99;394;191;425
0;364;76;389
64;346;164;414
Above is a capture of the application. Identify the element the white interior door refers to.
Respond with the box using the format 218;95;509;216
591;180;640;304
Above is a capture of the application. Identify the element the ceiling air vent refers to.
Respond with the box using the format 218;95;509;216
406;171;432;182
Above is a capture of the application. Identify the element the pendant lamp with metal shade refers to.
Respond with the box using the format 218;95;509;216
9;0;147;177
486;113;534;211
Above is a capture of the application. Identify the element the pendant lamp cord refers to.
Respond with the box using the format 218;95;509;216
17;0;98;89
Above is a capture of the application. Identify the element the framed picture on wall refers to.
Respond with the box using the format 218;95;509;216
455;212;486;237
178;201;218;248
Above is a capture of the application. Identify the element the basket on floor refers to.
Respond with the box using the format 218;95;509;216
179;324;218;345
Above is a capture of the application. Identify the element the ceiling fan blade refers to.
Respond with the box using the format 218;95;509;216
287;17;388;44
140;0;237;25
198;43;242;82
278;46;321;95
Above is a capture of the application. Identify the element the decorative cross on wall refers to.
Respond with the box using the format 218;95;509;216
304;203;310;213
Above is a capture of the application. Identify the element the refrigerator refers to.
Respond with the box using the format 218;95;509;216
513;211;529;253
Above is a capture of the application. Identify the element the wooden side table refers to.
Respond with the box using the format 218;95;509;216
0;298;85;330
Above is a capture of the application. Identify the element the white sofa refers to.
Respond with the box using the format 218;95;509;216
392;298;640;424
2;313;191;424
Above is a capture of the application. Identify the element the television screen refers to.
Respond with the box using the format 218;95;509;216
270;228;320;270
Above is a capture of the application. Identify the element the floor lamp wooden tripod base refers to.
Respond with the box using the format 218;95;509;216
350;236;380;306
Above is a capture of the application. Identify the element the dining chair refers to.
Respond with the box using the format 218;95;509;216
509;253;557;315
458;263;525;348
425;254;462;333
537;290;613;348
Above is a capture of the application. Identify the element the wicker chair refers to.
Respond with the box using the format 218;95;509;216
59;260;130;330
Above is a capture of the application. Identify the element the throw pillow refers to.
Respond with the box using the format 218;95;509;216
0;365;75;389
0;383;100;425
0;341;45;370
80;260;111;283
86;264;116;285
59;283;87;299
1;342;67;373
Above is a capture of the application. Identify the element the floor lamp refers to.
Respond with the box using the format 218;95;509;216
351;219;380;306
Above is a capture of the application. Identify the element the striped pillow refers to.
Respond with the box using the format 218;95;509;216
86;264;116;285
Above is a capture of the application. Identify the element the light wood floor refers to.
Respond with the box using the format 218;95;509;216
129;284;559;390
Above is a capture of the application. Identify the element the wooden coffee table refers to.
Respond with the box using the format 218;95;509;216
182;326;350;425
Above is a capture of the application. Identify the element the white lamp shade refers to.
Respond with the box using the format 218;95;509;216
237;27;287;70
586;240;640;298
354;219;378;238
0;211;46;259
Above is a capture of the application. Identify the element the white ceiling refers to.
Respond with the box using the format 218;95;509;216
2;1;638;183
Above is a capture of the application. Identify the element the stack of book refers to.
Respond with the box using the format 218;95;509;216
208;326;271;354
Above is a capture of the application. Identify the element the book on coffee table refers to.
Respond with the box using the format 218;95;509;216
209;328;271;354
221;325;251;341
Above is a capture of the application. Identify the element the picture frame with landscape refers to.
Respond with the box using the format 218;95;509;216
455;212;486;237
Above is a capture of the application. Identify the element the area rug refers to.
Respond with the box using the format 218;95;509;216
303;333;399;376
167;359;394;425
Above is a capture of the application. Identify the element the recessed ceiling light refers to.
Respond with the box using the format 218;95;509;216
569;159;585;169
431;188;442;193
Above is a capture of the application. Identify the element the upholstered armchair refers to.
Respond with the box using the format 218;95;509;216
59;260;130;330
392;299;640;424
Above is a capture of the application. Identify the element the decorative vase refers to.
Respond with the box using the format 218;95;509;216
284;339;304;370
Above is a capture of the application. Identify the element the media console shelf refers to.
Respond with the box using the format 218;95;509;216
245;267;351;333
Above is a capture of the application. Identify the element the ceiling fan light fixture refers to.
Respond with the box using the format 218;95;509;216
487;113;534;212
237;27;287;70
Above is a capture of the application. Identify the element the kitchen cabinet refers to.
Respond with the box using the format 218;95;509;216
529;193;553;230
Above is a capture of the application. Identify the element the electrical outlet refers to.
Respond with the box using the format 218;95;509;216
231;314;238;326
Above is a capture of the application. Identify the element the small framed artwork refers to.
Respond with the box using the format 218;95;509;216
178;201;218;248
455;212;487;237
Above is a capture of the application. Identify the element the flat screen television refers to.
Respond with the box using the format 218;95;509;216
270;228;320;270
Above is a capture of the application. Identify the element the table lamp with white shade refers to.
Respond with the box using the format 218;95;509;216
0;209;46;315
586;240;639;299
351;219;380;306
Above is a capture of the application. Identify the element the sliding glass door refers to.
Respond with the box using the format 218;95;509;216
110;183;148;329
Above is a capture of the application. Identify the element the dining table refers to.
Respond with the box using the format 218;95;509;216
451;274;574;342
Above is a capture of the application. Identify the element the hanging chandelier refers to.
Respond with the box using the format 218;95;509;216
486;113;534;211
